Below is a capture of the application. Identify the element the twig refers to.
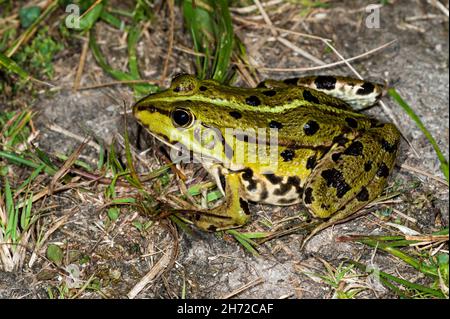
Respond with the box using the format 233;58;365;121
400;163;449;186
73;39;89;91
222;277;265;299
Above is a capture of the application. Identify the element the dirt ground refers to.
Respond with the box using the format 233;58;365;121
0;0;448;299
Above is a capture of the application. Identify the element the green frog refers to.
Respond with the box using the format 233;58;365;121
133;74;400;241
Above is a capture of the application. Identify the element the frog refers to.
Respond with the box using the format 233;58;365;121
133;74;400;242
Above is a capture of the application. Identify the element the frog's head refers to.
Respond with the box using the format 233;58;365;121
133;74;235;163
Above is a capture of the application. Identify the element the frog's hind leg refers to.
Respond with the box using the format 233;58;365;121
187;172;251;232
301;123;400;244
289;76;385;110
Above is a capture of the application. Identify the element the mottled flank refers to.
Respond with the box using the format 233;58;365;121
314;76;337;90
357;82;375;95
207;225;217;232
241;168;257;190
321;168;351;198
199;85;208;91
265;173;283;184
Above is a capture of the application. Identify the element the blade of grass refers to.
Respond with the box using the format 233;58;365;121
0;151;56;175
348;260;446;298
358;239;439;278
227;229;259;256
89;29;158;96
389;88;449;181
0;51;31;80
210;0;234;82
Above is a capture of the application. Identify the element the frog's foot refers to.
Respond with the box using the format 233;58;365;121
301;123;400;246
189;173;251;232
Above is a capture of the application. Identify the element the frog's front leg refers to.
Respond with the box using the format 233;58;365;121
190;168;251;231
302;123;400;242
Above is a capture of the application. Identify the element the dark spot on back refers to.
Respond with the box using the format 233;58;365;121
357;82;375;95
240;198;251;215
314;76;337;90
306;155;317;169
364;161;373;172
376;162;390;178
303;120;320;136
283;78;298;85
280;149;295;162
269;120;283;129
257;81;268;88
321;168;351;198
303;90;320;104
332;152;342;162
333;134;349;146
345;117;358;129
263;90;277;97
245;95;261;106
229;111;242;119
304;187;314;204
199;85;208;91
356;187;370;202
344;141;364;156
381;138;397;153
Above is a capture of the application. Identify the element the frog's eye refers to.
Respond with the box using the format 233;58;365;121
171;108;194;128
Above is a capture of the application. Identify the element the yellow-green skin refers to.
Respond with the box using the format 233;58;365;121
133;74;400;238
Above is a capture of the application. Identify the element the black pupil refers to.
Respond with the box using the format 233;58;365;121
173;109;191;127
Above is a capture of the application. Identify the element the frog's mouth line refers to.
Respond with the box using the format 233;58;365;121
142;126;222;164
